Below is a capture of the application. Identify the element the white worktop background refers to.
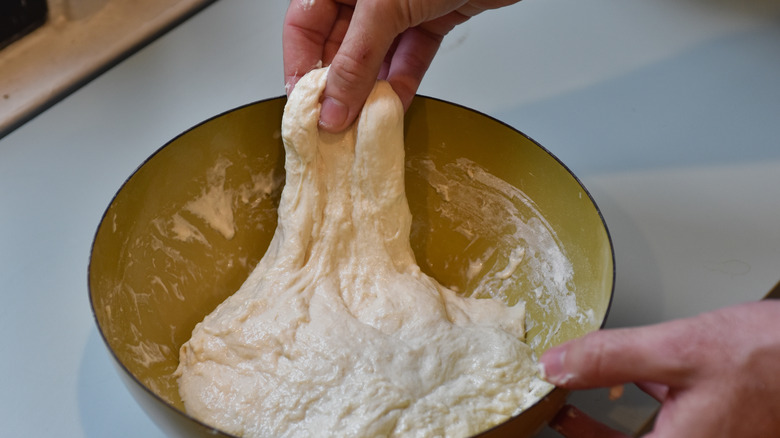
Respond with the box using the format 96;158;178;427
2;1;779;436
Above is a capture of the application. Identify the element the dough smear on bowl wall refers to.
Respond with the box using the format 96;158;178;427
174;67;552;438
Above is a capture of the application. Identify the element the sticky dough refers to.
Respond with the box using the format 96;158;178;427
175;68;541;438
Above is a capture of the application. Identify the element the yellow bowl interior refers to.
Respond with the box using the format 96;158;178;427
89;96;614;437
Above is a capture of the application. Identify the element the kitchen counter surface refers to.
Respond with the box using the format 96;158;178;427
2;1;779;436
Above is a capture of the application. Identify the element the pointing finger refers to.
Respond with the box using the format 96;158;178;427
539;319;708;389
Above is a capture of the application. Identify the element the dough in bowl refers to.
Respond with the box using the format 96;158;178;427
175;67;546;438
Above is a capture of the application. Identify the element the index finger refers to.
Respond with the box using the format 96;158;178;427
283;0;341;93
540;318;706;390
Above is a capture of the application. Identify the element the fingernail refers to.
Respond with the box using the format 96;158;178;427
540;346;574;385
319;96;348;131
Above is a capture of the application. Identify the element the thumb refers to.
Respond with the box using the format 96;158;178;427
539;320;700;390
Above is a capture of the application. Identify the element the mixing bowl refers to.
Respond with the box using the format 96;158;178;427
89;96;614;437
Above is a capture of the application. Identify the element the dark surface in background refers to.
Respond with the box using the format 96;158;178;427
1;0;48;51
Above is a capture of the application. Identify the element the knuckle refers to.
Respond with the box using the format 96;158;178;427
567;331;612;383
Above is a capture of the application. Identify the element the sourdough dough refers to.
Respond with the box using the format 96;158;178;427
175;68;543;438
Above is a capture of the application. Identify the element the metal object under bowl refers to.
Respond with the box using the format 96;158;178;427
89;95;614;437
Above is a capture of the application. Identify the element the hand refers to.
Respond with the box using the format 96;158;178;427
539;300;780;438
283;0;521;132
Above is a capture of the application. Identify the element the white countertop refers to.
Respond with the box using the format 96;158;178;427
1;1;779;436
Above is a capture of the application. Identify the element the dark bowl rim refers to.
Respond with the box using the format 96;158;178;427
87;94;616;438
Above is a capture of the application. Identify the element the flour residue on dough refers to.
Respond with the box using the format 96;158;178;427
175;67;549;438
